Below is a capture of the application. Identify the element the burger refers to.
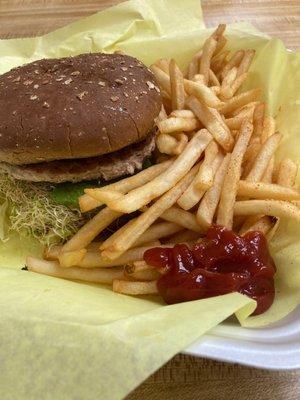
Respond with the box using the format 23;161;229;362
0;53;162;245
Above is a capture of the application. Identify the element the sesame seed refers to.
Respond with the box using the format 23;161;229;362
23;79;33;86
115;79;123;85
43;101;50;108
42;79;49;85
30;95;38;100
70;71;80;76
56;77;64;82
33;84;39;89
111;96;119;102
124;92;129;97
77;91;88;100
12;76;20;83
147;81;155;89
98;81;106;86
12;110;17;115
120;67;128;71
64;78;73;85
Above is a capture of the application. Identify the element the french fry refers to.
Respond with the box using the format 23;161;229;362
193;74;205;84
85;190;122;204
194;141;220;190
27;257;124;284
211;24;227;54
187;50;202;80
177;152;223;210
126;260;152;272
44;242;104;260
236;49;255;76
217;120;253;229
212;23;226;40
166;229;201;244
58;249;87;268
197;154;231;228
184;79;223;108
101;166;199;255
199;37;218;84
76;244;170;268
253;103;265;138
211;50;230;73
154;58;170;73
225;106;255;130
231;101;259;117
221;73;248;100
85;160;172;203
150;65;171;93
243;137;261;165
245;133;282;182
209;69;220;86
210;86;221;96
104;130;212;213
266;218;280;241
214;35;227;55
133;222;183;247
99;219;137;251
61;207;122;253
277;158;298;187
221;50;244;79
237;180;300;201
170;109;195;119
157;117;198;134
261;115;276;144
156;132;179;155
124;263;161;281
169;59;185;110
137;240;161;248
225;72;248;99
161;206;203;232
219;88;261;116
234;200;300;221
113;280;158;295
101;243;158;262
226;114;249;130
265;158;298;240
261;156;274;183
173;133;189;155
186;96;234;151
239;216;273;235
79;194;102;213
221;67;237;93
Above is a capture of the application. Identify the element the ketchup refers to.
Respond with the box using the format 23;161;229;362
144;225;276;315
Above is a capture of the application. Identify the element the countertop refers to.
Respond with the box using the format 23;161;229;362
1;1;299;399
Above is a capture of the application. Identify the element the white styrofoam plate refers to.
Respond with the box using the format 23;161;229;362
184;307;300;370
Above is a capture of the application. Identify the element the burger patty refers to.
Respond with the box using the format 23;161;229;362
0;132;156;183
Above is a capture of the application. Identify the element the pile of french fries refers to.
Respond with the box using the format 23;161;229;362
27;24;300;298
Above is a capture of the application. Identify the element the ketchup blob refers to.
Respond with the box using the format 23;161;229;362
144;225;276;315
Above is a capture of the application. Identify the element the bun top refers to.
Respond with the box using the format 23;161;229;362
0;53;161;165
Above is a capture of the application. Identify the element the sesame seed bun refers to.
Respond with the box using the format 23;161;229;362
0;53;161;165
